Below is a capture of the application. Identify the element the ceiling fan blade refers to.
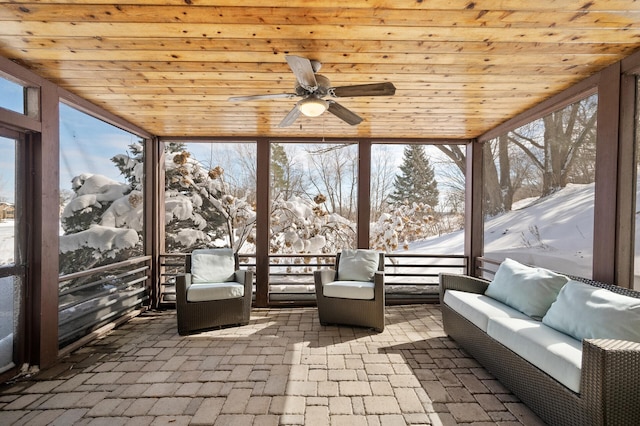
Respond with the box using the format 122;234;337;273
228;93;296;102
327;102;363;126
285;55;318;92
331;82;396;98
278;106;302;127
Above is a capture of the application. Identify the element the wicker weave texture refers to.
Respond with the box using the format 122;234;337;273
314;252;385;332
439;273;640;426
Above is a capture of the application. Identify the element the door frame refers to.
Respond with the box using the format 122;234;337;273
0;127;29;382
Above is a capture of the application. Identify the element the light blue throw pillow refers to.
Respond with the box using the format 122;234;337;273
338;249;380;282
484;258;568;319
542;280;640;343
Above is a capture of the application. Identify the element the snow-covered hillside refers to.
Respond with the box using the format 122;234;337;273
0;181;603;274
404;183;595;277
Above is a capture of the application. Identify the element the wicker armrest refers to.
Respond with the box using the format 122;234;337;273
581;338;640;423
235;269;254;296
373;270;385;301
439;273;490;303
314;269;337;292
175;273;191;307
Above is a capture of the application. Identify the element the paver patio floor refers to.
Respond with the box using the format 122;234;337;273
0;305;545;425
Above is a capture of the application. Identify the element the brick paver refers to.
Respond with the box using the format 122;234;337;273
0;305;544;425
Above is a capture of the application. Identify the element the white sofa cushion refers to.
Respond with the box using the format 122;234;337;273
323;280;375;300
487;317;583;393
187;282;244;302
542;280;640;343
191;248;235;284
484;258;569;319
338;249;379;282
444;290;531;332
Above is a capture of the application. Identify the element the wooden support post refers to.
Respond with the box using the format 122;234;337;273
358;140;371;249
465;139;483;276
593;62;621;285
255;138;270;307
30;82;60;369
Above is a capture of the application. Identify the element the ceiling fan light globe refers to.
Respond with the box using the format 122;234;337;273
298;97;328;117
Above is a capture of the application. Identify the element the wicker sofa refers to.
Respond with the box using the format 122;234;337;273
439;268;640;426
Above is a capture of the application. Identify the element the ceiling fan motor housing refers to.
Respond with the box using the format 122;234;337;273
295;74;331;97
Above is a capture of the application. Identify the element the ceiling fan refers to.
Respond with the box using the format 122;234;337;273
227;55;396;127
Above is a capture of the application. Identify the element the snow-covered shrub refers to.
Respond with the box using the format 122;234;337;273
59;144;145;275
370;201;436;252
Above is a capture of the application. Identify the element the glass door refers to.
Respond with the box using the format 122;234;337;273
0;131;26;377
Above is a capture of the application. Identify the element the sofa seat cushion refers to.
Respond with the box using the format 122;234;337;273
187;281;244;302
444;289;531;332
487;317;582;393
323;280;375;300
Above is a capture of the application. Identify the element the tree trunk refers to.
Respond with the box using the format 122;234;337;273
483;143;503;216
498;134;513;211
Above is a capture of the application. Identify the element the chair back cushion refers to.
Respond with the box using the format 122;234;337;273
191;248;236;284
337;249;380;281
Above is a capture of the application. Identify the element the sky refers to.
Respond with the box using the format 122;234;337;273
0;78;23;204
0;77;23;114
59;103;142;191
1;77;140;201
0;137;15;204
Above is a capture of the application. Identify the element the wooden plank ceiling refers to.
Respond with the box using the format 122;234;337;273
0;0;639;139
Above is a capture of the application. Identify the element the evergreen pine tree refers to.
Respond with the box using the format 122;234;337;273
389;145;439;207
59;142;145;275
271;143;290;200
270;143;305;202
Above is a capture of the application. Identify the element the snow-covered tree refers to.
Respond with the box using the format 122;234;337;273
271;193;354;251
59;143;145;275
389;145;439;208
164;143;256;252
59;140;446;281
370;201;436;252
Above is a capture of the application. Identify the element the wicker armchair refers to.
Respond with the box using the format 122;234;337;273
314;250;385;332
176;248;252;335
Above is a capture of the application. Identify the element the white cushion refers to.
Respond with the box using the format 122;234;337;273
187;282;244;302
542;280;640;343
337;249;379;282
487;317;583;393
191;248;235;284
444;290;531;332
484;258;568;319
323;280;375;300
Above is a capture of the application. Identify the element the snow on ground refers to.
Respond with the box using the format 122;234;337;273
0;182;615;275
0;181;632;313
0;219;13;266
480;183;594;276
